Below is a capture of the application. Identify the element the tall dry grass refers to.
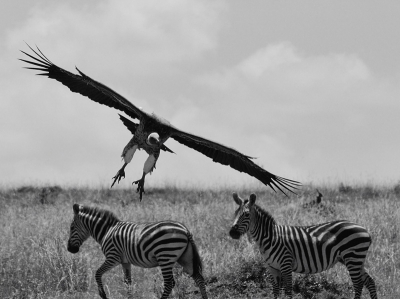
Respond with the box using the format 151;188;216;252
0;183;399;298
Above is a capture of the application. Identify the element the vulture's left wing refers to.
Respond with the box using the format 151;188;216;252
169;128;300;195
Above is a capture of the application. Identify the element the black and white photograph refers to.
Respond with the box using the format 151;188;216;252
0;1;399;298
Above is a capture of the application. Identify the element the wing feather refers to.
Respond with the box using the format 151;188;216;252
118;113;139;135
170;128;300;195
20;44;147;121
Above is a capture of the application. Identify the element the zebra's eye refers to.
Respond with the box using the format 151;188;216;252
70;221;77;230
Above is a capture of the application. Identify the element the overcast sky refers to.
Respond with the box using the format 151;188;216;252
1;0;400;190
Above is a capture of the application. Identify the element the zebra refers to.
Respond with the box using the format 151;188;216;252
67;204;208;299
229;192;377;299
302;189;323;209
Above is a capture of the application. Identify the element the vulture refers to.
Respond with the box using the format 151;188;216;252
20;44;300;200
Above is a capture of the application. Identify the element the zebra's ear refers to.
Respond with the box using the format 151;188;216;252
232;192;242;205
73;204;80;214
249;193;257;206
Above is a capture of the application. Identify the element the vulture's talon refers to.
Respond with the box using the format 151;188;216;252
111;169;125;188
133;178;145;200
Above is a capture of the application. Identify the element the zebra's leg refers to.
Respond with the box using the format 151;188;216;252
95;259;119;299
177;241;208;299
192;271;208;299
343;256;367;299
281;264;293;299
179;260;207;299
348;270;364;299
158;263;175;299
267;266;282;298
122;263;133;298
362;270;378;299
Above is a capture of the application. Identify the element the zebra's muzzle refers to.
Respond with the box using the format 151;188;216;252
229;227;241;239
67;242;80;254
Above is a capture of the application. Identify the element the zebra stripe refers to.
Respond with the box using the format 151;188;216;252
229;192;377;299
67;204;208;299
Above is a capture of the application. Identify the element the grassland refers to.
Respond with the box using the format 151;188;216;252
0;183;399;299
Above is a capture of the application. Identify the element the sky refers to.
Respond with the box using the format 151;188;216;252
1;0;400;190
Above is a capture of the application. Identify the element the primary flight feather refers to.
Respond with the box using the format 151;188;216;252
20;44;300;200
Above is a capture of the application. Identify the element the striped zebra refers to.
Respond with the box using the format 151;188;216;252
67;204;208;299
229;193;377;299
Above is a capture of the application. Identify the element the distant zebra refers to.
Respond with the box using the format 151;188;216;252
302;189;335;217
229;193;377;299
302;189;323;209
67;204;208;299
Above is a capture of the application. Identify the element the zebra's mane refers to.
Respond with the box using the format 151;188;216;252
253;204;277;225
80;205;120;223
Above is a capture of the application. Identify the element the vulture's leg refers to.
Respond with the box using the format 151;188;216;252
111;163;127;187
133;154;157;201
133;173;146;201
111;144;138;187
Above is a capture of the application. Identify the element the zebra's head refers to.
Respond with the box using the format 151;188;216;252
67;204;90;254
229;192;257;239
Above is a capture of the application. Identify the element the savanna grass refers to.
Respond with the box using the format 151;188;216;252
0;183;399;298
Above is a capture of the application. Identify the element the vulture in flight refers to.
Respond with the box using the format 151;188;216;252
20;44;300;200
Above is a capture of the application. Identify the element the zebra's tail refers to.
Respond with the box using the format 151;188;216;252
187;231;203;275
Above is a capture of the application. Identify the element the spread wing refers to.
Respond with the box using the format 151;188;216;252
118;113;139;134
118;114;175;154
169;128;300;195
19;44;148;121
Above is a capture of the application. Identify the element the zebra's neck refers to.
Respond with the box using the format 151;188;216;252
80;209;119;244
249;205;277;245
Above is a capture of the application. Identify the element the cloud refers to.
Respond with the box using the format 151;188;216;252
237;42;301;77
6;0;225;69
2;4;400;188
197;41;375;122
195;42;400;183
1;0;229;187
